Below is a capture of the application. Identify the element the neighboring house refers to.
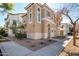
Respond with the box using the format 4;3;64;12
61;23;70;36
75;22;79;35
4;13;26;37
5;3;64;39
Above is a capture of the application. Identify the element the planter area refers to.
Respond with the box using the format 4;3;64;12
9;37;57;51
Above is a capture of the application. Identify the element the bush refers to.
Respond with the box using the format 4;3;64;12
0;28;5;35
15;33;26;39
0;28;8;37
0;35;3;39
2;33;8;37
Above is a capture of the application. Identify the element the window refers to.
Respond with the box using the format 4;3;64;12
46;11;50;17
37;8;41;22
28;9;32;23
62;25;64;28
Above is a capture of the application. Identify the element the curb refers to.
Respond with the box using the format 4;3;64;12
56;38;72;56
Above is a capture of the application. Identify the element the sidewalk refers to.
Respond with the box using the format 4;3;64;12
0;37;72;56
0;41;33;56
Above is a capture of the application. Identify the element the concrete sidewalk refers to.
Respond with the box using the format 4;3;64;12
0;38;72;56
0;41;33;56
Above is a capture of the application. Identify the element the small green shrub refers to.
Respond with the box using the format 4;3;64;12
2;33;8;37
0;28;5;35
0;35;3;39
0;28;8;37
15;33;26;39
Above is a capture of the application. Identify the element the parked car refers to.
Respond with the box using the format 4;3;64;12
68;32;73;36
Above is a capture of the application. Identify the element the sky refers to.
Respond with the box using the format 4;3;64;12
0;3;72;27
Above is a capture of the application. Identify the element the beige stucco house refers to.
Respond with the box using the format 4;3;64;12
22;3;63;39
5;3;64;39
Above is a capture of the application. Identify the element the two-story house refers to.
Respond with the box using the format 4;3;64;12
5;3;64;39
22;3;62;39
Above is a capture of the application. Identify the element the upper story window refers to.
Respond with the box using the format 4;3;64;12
46;10;50;17
37;8;41;22
28;9;32;23
61;25;64;28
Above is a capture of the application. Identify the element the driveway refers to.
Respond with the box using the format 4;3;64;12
0;37;72;56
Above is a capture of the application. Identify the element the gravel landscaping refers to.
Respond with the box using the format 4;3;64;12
8;37;57;51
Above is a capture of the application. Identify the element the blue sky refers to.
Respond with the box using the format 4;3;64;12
0;3;71;27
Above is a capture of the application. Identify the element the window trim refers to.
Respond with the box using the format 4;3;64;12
28;9;32;23
46;10;50;17
37;7;41;23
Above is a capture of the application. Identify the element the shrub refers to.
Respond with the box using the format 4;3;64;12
0;28;5;35
0;35;3;39
0;28;8;37
2;33;8;37
15;33;26;39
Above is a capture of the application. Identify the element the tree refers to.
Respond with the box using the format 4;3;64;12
0;3;13;14
69;26;73;33
60;4;79;46
0;3;13;33
0;3;13;39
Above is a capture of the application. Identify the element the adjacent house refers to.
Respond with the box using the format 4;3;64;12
61;23;70;36
4;13;26;37
75;22;79;35
5;3;65;39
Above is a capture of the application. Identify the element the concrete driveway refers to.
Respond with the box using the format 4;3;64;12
0;37;72;56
